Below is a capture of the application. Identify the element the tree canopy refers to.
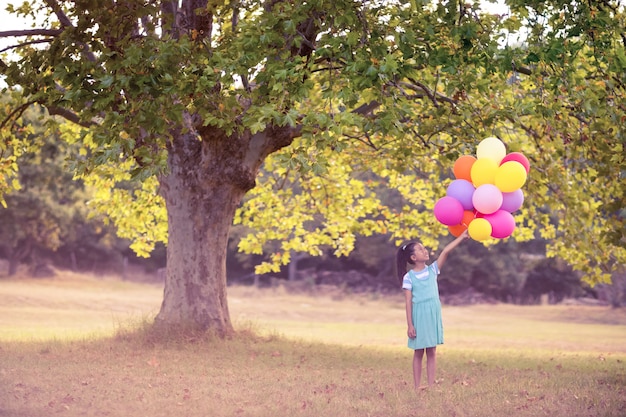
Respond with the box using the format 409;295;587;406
1;0;624;333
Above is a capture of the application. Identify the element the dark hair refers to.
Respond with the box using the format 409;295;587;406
396;241;418;283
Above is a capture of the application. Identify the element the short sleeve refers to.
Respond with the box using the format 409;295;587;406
430;261;440;275
401;272;412;290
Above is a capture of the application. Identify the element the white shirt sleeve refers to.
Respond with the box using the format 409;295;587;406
401;272;412;290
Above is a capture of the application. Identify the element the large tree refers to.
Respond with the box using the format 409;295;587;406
1;0;624;334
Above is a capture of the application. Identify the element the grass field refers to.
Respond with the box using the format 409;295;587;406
1;272;625;417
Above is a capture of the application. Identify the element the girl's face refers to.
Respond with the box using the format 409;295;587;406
411;243;429;263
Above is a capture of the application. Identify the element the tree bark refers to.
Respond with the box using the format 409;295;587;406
155;173;240;334
154;124;296;334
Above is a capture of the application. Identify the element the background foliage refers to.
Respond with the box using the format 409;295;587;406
0;1;625;306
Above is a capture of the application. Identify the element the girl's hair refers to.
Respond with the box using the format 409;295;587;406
396;241;418;283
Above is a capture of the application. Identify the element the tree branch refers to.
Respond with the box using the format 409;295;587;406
43;0;97;62
0;101;36;130
0;29;60;54
0;29;63;38
43;0;73;27
295;30;317;53
512;63;532;76
183;0;213;40
1;100;97;132
0;38;54;54
161;0;180;38
349;78;459;118
405;78;458;107
47;106;99;128
230;3;251;92
351;101;380;116
342;132;379;150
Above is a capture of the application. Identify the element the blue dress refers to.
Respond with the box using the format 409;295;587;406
401;262;443;350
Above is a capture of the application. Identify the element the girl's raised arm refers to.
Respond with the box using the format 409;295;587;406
437;230;469;269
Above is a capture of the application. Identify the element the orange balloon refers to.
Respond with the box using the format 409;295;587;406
461;210;476;226
453;155;477;181
448;210;475;237
448;224;467;237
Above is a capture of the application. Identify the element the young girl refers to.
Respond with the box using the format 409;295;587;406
397;230;468;390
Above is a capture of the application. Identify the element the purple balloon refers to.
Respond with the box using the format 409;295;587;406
484;210;516;239
446;179;475;211
472;184;503;215
501;189;524;213
434;196;464;226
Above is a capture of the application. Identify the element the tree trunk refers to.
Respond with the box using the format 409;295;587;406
154;125;295;334
288;252;308;281
7;239;32;276
155;175;241;334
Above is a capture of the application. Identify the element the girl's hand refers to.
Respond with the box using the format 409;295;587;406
407;325;416;339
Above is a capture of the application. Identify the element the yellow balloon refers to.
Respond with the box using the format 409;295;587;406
476;137;506;165
470;158;498;186
468;218;492;241
495;161;528;192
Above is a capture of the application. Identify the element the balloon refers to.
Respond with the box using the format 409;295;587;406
449;210;477;236
501;152;530;173
470;158;498;186
460;210;476;227
446;179;475;211
433;196;464;226
501;189;524;213
476;137;506;165
453;155;477;181
468;218;492;241
484;210;516;239
448;224;466;237
495;161;527;192
472;184;503;215
439;140;527;240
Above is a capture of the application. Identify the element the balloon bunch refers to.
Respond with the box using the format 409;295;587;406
433;137;530;241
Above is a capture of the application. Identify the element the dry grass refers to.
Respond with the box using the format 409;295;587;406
0;272;625;417
0;271;161;341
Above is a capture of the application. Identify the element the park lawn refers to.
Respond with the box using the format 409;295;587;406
0;273;625;417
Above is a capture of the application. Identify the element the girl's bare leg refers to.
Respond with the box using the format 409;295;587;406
413;349;425;389
425;347;437;386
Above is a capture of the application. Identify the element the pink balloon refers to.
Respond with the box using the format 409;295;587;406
501;189;524;213
500;152;530;173
434;196;464;226
484;210;516;239
446;179;475;211
472;184;503;215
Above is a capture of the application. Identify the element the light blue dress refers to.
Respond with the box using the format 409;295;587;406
401;262;443;350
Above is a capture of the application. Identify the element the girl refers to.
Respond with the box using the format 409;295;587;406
397;230;468;390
